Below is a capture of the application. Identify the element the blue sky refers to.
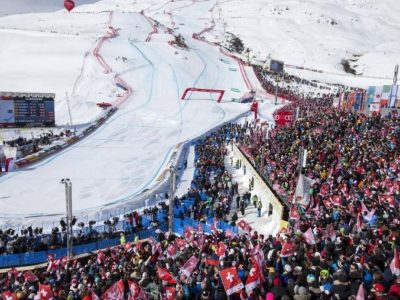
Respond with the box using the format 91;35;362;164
0;0;100;16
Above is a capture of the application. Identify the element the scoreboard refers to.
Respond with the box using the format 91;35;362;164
0;92;55;127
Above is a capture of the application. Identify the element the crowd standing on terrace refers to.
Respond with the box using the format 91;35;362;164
0;70;399;300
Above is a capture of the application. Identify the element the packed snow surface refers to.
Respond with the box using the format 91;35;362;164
0;0;398;227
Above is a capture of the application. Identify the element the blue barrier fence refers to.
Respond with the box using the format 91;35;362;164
0;224;167;268
0;137;240;268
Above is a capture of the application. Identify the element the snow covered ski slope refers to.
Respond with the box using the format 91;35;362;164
0;3;277;227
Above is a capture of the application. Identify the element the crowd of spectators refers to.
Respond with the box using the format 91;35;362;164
0;73;399;299
0;116;399;300
0;205;167;256
2;130;72;158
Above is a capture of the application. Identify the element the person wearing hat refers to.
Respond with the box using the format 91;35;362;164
370;283;387;300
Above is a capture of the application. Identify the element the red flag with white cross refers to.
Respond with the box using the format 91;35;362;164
39;284;53;300
162;286;176;300
219;266;244;296
245;262;260;293
2;291;18;300
102;279;124;300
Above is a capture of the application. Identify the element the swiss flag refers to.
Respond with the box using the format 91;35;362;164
180;256;199;277
2;291;18;300
319;183;329;196
102;279;124;300
184;226;194;240
128;280;148;300
219;267;244;296
289;206;300;220
245;262;260;293
166;242;177;257
157;266;177;284
215;242;226;257
23;270;38;283
280;241;296;257
97;251;105;265
330;195;341;206
175;238;186;250
390;248;400;276
39;284;53;300
323;199;333;209
162;286;176;300
303;227;316;245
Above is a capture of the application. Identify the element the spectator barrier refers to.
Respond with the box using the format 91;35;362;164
232;144;289;227
0;224;167;268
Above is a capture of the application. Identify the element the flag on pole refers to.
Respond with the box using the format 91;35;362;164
23;270;38;283
38;284;53;300
303;227;316;245
102;279;124;300
294;174;315;208
128;280;148;300
162;286;176;300
175;238;186;250
245;262;260;293
2;291;18;300
280;241;296;257
166;242;177;258
215;242;226;257
219;267;244;296
361;202;376;222
390;248;400;276
157;266;177;284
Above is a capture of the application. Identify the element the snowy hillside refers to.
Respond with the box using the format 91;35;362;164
213;0;400;86
0;0;398;227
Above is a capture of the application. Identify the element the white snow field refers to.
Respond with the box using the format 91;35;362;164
0;0;398;229
0;2;277;228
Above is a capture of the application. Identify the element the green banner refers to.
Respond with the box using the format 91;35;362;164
229;68;237;71
230;88;240;93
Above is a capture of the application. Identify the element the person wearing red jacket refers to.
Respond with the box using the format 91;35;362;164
388;277;400;298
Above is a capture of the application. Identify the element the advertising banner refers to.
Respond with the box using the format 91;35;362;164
0;100;15;124
274;111;294;127
353;92;363;110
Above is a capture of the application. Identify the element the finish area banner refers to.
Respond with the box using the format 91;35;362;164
274;110;294;127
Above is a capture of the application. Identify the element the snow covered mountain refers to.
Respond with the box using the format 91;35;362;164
0;0;398;227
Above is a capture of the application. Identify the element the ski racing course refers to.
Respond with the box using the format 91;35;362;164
0;6;277;229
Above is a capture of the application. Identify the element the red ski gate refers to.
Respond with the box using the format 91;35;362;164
181;88;225;102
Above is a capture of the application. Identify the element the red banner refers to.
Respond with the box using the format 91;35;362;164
274;111;294;127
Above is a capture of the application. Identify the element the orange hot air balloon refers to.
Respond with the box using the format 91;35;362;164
64;0;75;12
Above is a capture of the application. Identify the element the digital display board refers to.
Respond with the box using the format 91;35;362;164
0;92;55;127
270;59;284;73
